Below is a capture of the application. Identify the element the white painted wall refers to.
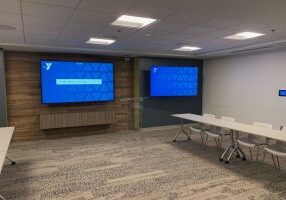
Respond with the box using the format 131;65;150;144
203;50;286;129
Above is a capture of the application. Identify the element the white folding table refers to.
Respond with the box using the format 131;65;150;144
0;127;14;200
172;114;286;163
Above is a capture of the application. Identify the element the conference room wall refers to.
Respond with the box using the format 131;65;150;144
4;51;134;141
135;57;203;128
203;50;286;129
0;50;7;127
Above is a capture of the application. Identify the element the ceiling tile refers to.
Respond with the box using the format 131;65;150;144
125;5;174;19
79;0;136;14
22;1;74;19
196;17;241;29
182;35;217;45
24;26;61;37
129;29;170;40
23;0;81;8
57;30;92;45
154;32;195;45
98;26;138;39
0;25;24;43
0;13;22;26
23;15;67;28
0;0;21;14
177;25;224;36
64;20;105;33
135;0;197;11
25;33;58;45
143;21;188;33
164;12;210;25
71;9;116;25
202;29;238;39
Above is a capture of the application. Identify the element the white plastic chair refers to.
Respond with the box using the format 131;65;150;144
204;116;235;150
263;126;286;169
237;122;272;160
189;114;215;144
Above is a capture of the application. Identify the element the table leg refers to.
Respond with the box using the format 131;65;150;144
173;119;191;142
220;130;246;163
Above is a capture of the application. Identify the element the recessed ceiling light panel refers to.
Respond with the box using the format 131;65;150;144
111;15;157;28
86;38;116;45
174;46;202;51
225;32;265;40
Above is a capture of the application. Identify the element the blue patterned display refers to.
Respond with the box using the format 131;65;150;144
41;61;114;103
150;66;198;97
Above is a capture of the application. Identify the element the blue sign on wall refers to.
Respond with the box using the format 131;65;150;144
279;90;286;97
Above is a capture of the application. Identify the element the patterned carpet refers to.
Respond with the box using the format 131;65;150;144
0;129;286;200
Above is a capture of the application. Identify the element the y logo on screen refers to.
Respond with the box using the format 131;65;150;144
44;62;52;70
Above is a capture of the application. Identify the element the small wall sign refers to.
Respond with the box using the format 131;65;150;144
279;90;286;96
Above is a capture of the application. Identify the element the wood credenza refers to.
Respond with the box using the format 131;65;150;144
40;111;116;129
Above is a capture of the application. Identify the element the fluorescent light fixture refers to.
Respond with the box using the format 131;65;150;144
86;37;115;45
111;15;157;28
174;46;202;51
225;32;265;40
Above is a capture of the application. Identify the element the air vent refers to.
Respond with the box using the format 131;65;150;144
230;46;274;54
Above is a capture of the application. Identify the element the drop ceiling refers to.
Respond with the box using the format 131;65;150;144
0;0;286;58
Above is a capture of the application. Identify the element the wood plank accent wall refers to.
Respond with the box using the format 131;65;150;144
4;51;134;141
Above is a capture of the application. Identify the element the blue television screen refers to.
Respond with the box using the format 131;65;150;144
150;66;198;97
41;61;114;104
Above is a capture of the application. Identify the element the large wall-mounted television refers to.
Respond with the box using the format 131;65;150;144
150;66;198;97
40;61;114;104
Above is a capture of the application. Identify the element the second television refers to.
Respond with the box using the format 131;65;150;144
150;66;199;97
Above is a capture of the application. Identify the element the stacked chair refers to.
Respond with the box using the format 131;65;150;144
204;116;235;151
189;114;215;145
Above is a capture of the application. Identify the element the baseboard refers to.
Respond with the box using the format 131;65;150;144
142;123;193;132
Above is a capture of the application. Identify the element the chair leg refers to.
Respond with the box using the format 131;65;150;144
0;194;5;200
200;132;204;145
214;138;220;150
276;156;280;170
249;147;253;160
5;155;16;165
262;150;267;162
218;138;222;149
204;135;209;147
256;147;260;161
271;154;277;168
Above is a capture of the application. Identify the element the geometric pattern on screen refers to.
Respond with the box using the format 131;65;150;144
150;66;198;97
41;61;114;103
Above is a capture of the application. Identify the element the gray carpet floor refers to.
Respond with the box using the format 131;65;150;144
0;129;286;200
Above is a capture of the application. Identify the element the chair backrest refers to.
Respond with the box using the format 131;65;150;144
221;116;235;122
0;127;15;174
276;127;286;145
203;113;215;118
253;122;273;129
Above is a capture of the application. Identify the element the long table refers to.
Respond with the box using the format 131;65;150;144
0;127;14;173
172;113;286;163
